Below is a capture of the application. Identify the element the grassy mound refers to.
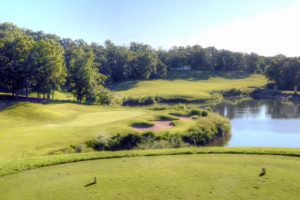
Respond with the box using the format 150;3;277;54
111;73;267;102
0;102;229;159
0;152;299;200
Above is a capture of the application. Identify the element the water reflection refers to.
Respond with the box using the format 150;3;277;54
213;100;300;119
212;100;300;148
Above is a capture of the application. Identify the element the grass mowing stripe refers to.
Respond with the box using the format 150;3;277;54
1;147;300;177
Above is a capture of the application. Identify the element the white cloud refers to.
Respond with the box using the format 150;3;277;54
191;4;300;57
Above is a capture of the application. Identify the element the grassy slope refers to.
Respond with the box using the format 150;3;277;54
0;102;146;159
0;153;299;200
0;102;209;159
111;72;267;100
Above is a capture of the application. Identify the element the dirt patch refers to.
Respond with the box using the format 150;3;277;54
132;120;174;132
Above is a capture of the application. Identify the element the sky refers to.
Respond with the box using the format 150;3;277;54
1;0;300;56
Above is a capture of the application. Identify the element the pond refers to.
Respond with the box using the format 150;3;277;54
212;99;300;148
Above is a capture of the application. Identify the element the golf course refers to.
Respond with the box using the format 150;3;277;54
1;6;300;199
111;72;267;101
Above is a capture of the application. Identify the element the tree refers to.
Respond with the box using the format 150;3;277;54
68;45;106;103
28;39;66;99
265;57;300;90
130;52;156;80
0;23;35;97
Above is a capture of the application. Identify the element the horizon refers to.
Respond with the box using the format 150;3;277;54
1;0;300;56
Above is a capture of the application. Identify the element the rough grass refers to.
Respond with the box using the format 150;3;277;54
111;73;267;101
0;150;299;200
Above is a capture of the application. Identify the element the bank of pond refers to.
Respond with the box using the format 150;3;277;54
84;108;230;152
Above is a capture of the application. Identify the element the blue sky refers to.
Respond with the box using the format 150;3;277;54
1;0;300;56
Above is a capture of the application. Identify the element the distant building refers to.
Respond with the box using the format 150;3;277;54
171;66;191;70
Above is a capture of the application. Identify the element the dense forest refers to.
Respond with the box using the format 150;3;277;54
0;22;299;103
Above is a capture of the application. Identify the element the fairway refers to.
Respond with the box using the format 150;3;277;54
0;102;147;159
0;154;299;200
0;101;229;159
112;74;267;101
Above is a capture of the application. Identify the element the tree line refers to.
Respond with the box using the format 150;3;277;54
0;22;299;103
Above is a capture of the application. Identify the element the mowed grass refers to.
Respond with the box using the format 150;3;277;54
0;101;207;159
112;74;267;100
0;153;299;200
0;102;149;159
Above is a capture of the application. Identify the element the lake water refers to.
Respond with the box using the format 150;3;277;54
212;100;300;148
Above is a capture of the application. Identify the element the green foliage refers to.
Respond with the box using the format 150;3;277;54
122;96;158;106
28;39;66;98
265;56;300;91
188;109;202;116
68;44;106;103
0;23;35;96
130;120;154;127
95;86;115;105
156;114;179;121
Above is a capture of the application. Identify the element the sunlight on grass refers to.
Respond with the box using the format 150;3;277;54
112;74;268;100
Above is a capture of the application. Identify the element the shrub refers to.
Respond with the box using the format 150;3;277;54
182;126;209;146
201;110;208;117
96;87;115;105
131;120;154;127
122;96;158;106
172;103;187;111
107;133;142;151
169;111;187;117
221;88;249;97
86;136;108;151
188;109;202;116
156;114;179;121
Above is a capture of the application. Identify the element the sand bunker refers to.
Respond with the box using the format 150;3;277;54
132;120;174;132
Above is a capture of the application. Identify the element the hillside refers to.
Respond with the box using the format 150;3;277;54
111;71;268;102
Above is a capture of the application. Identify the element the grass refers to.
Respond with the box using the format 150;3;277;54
0;150;299;200
0;101;225;159
0;147;299;177
0;102;147;159
111;72;267;101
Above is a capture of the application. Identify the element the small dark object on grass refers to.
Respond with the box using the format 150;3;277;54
85;177;97;187
259;168;266;177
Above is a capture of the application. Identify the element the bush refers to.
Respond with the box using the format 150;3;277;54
107;133;142;151
86;136;108;151
182;126;209;146
221;88;249;97
156;114;179;121
130;120;154;127
201;110;208;117
188;109;209;117
96;87;115;105
122;96;158;106
188;109;202;116
171;103;187;111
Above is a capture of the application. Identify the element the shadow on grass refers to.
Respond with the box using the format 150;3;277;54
108;80;139;92
0;94;87;111
165;70;252;81
85;177;97;187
